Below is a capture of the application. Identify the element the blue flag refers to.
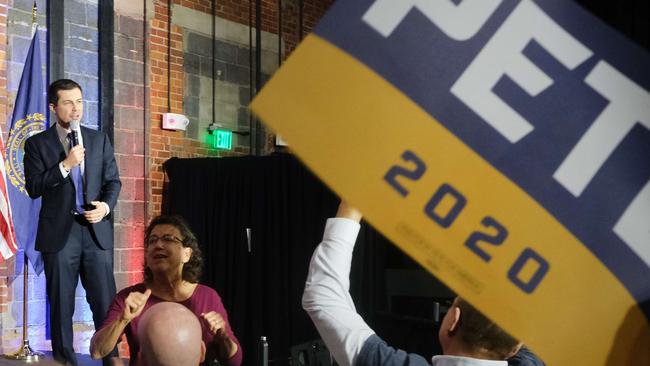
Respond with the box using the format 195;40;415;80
5;26;46;274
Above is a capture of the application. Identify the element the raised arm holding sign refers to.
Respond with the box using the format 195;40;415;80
303;201;547;366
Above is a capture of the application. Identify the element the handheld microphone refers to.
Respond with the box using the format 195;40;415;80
68;119;94;211
70;120;80;147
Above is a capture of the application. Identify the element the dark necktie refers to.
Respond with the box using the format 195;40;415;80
67;133;85;213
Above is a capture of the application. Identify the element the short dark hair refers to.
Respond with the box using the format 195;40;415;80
455;297;520;359
48;79;82;105
143;215;204;284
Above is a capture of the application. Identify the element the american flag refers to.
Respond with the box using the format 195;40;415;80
0;126;18;261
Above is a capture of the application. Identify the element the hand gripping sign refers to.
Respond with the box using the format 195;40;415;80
251;1;650;364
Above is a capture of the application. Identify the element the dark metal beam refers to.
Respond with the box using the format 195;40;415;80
47;0;64;89
299;0;303;41
212;0;217;125
255;0;262;155
249;0;254;153
99;0;115;142
278;0;282;66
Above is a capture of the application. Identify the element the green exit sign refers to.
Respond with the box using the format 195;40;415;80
213;129;232;150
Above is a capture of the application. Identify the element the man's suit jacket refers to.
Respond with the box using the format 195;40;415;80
24;125;121;253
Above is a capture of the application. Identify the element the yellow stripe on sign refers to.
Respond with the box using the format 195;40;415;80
251;34;650;365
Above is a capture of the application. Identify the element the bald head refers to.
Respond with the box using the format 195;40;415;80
137;302;205;366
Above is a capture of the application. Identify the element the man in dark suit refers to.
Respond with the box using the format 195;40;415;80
24;79;121;366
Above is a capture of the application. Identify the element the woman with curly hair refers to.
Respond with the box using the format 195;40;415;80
90;215;242;366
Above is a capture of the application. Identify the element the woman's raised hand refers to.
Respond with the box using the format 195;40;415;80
121;289;152;322
201;311;228;338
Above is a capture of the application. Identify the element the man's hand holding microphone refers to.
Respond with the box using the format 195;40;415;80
63;120;107;222
61;120;84;173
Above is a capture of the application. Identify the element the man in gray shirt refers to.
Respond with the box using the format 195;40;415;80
303;201;527;366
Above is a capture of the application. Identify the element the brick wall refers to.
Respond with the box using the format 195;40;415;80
146;0;334;216
113;7;147;294
149;0;194;217
65;0;100;129
283;0;335;55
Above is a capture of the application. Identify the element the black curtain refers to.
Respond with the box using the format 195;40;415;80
164;153;414;365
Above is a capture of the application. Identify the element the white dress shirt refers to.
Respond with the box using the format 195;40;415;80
303;218;509;366
55;123;110;216
302;218;376;366
432;355;507;366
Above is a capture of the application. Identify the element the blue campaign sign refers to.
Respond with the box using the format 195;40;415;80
251;1;650;364
317;0;650;315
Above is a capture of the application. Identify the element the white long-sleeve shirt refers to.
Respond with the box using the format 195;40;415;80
302;218;375;366
302;218;509;366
